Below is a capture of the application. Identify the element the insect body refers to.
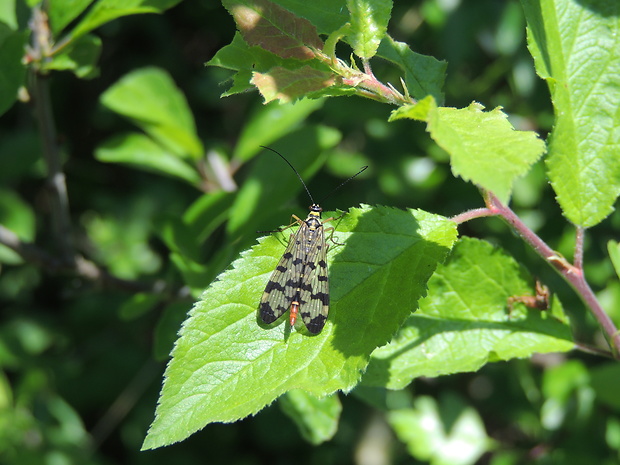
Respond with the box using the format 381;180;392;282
260;203;331;334
507;280;550;318
257;146;367;334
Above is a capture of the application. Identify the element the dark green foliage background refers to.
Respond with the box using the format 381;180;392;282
1;1;619;464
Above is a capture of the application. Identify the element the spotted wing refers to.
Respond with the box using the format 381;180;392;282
297;224;329;334
259;223;305;325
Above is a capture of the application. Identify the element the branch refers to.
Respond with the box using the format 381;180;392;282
331;57;413;106
574;226;584;270
482;192;620;358
451;207;496;224
0;223;190;297
29;7;75;261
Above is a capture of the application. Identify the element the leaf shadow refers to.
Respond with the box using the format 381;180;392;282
362;309;574;387
327;206;454;357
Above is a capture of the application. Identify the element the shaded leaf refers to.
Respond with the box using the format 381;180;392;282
0;28;27;117
69;0;182;41
44;33;101;79
227;125;339;237
48;0;94;34
279;391;341;445
276;0;349;35
590;363;620;412
377;35;446;105
608;240;620;283
0;189;35;265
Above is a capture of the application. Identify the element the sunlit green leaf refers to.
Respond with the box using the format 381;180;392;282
392;99;546;203
346;0;392;59
142;206;457;449
100;67;203;160
95;132;201;185
523;0;620;227
363;237;573;389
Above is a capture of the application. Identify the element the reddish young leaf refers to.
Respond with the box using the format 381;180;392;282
252;66;335;103
223;0;323;60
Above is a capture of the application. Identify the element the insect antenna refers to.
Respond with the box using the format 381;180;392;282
316;165;368;205
259;145;367;205
260;146;315;204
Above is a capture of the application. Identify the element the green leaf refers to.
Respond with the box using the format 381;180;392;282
391;98;547;204
0;189;35;265
0;28;27;117
388;393;494;465
95;132;201;185
252;65;335;104
346;0;392;59
157;191;236;266
275;0;348;35
363;237;573;389
207;32;292;97
376;35;446;105
81;206;162;279
607;240;620;282
48;0;94;34
233;98;324;162
142;205;457;449
207;34;252;73
154;302;192;361
0;130;42;182
100;67;203;160
542;359;589;403
207;30;346;102
183;192;237;244
119;293;161;320
169;252;210;293
43;34;101;79
522;0;620;227
540;360;590;430
222;0;323;60
69;0;182;41
0;0;19;30
591;363;620;412
279;391;342;445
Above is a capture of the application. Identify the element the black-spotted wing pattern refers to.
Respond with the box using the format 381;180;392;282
260;204;330;334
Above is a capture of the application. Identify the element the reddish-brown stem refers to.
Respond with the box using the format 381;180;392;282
339;59;411;106
482;192;620;358
451;208;495;224
574;227;584;270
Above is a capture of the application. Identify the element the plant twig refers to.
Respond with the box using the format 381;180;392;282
482;192;620;358
574;226;584;270
335;57;412;106
29;8;74;262
91;360;161;450
451;207;495;224
0;224;190;297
